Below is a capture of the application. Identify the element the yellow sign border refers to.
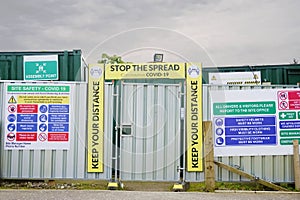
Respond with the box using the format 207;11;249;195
87;62;203;173
87;64;104;172
186;63;203;172
105;63;185;79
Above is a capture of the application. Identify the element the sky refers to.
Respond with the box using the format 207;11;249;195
0;0;299;67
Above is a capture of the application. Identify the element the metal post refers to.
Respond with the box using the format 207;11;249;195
172;82;187;192
108;82;120;190
177;82;183;182
115;84;119;181
182;80;187;181
111;83;120;181
119;81;124;181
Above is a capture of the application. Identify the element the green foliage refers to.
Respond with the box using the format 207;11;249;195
98;53;125;64
187;181;298;192
279;183;297;191
189;182;256;192
0;180;297;192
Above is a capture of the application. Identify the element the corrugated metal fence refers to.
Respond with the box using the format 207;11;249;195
199;84;297;183
0;81;113;180
119;83;181;181
0;81;297;183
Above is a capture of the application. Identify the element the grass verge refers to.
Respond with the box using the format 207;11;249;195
0;179;298;192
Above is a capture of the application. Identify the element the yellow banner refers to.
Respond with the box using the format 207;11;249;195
105;63;185;79
18;95;69;104
87;64;104;172
186;63;203;172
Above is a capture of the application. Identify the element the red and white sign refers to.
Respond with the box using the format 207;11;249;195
48;133;69;141
17;104;38;113
16;133;37;141
278;91;300;110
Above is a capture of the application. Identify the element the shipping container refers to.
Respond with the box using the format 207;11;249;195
0;49;83;81
202;64;300;85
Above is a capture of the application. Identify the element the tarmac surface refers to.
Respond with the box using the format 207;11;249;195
0;190;299;200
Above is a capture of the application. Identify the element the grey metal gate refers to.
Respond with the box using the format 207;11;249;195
115;82;182;181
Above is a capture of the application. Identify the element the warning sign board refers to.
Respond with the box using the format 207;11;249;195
278;90;300;110
209;71;261;85
211;89;300;156
4;83;72;150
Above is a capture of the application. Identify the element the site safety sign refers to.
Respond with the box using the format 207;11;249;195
4;83;71;149
211;89;300;156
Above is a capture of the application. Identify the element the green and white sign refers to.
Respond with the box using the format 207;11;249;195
213;101;276;115
211;89;300;156
23;55;59;80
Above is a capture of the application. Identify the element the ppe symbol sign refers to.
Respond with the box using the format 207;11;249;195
216;137;224;145
39;124;47;132
39;114;47;122
214;117;225;146
7;114;16;122
39;105;48;113
7;124;16;132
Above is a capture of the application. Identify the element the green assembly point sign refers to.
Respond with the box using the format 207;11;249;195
23;55;58;81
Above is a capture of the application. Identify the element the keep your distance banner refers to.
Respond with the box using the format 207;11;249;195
186;63;203;172
87;64;104;172
87;63;203;172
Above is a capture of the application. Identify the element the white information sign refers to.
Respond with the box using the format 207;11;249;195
209;71;261;85
4;83;72;150
211;89;300;156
